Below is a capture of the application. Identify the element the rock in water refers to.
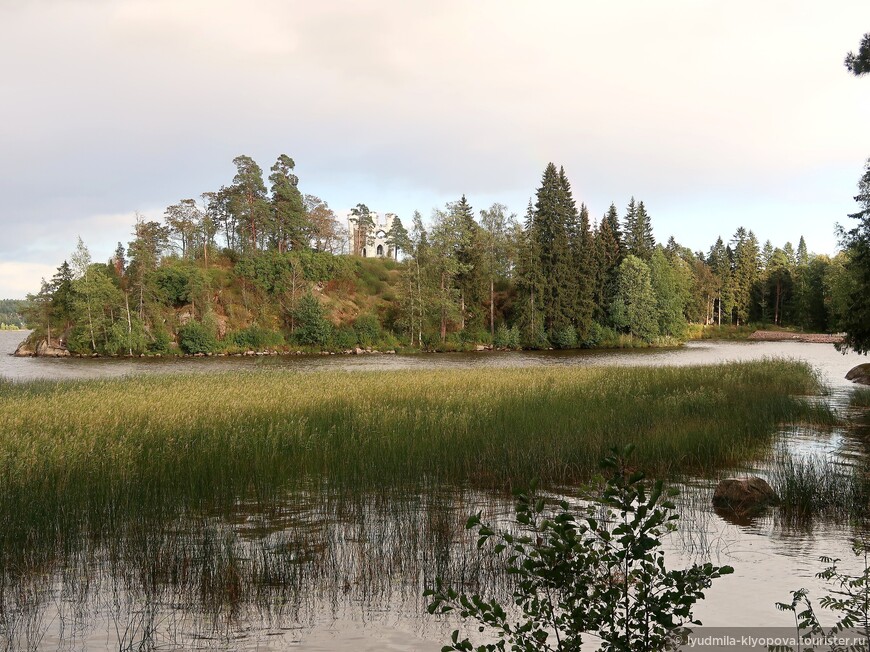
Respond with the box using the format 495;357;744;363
846;364;870;386
712;477;778;511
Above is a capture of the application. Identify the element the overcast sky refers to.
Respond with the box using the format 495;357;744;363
1;1;869;298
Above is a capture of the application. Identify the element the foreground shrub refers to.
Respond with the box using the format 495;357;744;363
426;447;733;651
228;326;285;350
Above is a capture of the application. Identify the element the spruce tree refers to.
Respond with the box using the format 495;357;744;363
593;212;621;324
452;195;485;330
533;163;574;334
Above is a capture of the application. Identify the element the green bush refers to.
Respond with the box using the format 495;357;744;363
292;293;332;347
147;327;172;354
332;326;358;350
354;314;382;346
551;325;578;349
178;320;218;354
229;326;284;350
493;324;521;349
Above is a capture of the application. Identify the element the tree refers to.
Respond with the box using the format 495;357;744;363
304;195;342;253
767;248;792;326
623;198;655;261
594;206;623;325
571;202;597;341
610;255;659;342
845;33;870;76
268;154;306;252
164;199;202;259
128;215;170;322
838;158;870;353
230;155;269;252
479;203;516;336
349;203;375;255
729;228;760;325
707;237;731;326
515;199;547;347
649;247;688;338
532;163;575;334
452;195;485;331
386;216;411;261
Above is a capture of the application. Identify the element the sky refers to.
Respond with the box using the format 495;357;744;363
1;1;869;298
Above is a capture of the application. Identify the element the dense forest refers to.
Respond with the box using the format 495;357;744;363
16;150;866;357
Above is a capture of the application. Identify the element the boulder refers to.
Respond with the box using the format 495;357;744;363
846;363;870;386
712;477;778;511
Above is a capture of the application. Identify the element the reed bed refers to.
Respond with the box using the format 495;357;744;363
0;359;835;647
0;359;831;548
769;448;870;521
851;386;870;409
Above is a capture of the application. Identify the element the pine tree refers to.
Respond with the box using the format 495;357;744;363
623;198;655;261
230;155;269;252
269;154;306;252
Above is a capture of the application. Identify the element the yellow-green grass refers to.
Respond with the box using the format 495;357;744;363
0;359;834;585
0;359;831;503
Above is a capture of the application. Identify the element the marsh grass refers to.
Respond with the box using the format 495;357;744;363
0;360;832;567
851;386;870;409
0;359;836;647
769;448;870;521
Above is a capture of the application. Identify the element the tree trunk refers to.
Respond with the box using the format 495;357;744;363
125;292;133;356
490;277;495;337
440;273;447;343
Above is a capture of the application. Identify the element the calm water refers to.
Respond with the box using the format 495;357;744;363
1;330;869;650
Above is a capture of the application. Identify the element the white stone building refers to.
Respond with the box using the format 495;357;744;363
347;211;397;258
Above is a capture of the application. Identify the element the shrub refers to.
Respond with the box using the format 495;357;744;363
551;325;578;349
292;293;332;347
229;326;284;350
147;327;172;354
493;324;521;349
426;447;733;651
354;314;382;346
178;320;218;354
332;326;358;350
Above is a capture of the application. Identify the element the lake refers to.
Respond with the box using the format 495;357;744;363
1;330;868;650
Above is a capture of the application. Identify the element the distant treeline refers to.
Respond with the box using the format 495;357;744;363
20;156;864;355
0;299;26;329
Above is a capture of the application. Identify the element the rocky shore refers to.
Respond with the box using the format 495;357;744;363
747;330;844;344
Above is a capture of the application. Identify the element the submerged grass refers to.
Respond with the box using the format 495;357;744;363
769;448;870;521
851;386;870;409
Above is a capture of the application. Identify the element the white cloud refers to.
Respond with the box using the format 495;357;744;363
0;262;59;299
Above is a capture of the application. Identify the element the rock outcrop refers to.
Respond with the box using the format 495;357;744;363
712;477;779;511
846;363;870;386
13;338;69;357
13;339;35;357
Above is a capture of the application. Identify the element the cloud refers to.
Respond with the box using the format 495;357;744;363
0;1;868;295
0;262;59;299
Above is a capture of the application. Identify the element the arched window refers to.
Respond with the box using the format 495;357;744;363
377;244;384;257
362;248;367;257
